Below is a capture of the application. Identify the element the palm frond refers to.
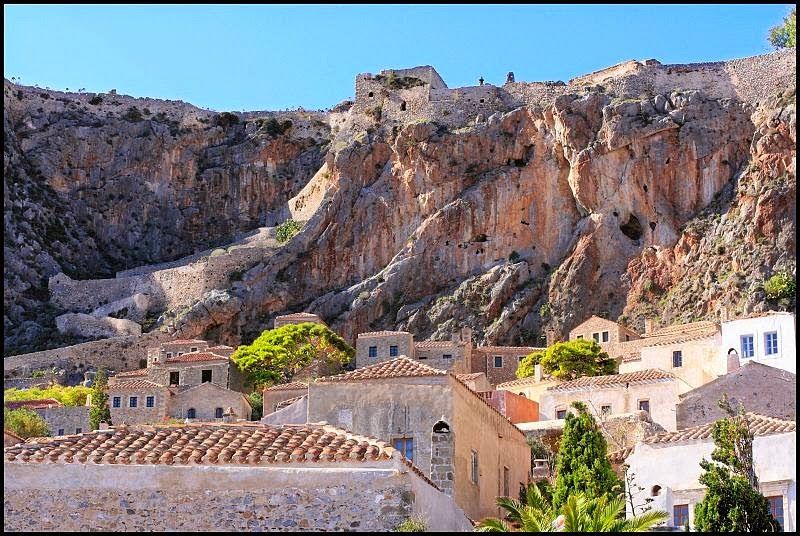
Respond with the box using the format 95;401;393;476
475;518;512;532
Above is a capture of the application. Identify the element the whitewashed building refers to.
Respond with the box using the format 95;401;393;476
624;413;796;531
721;312;795;374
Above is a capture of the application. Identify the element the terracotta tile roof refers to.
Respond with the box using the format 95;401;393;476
547;369;675;392
643;320;718;339
725;311;794;321
608;446;634;463
475;346;544;354
644;414;796;445
162;339;208;345
113;369;148;379
357;330;411;337
496;376;554;389
415;340;461;348
107;379;166;391
5;399;63;410
264;381;309;392
4;423;401;466
456;373;486;381
275;395;306;411
164;352;228;364
316;357;447;382
207;345;234;350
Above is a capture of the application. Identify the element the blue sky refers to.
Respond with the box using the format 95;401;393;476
4;4;793;112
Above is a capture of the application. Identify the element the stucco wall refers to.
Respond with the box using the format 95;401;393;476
307;377;453;477
3;461;470;532
539;379;680;431
496;378;559;405
721;314;796;374
622;336;722;394
625;432;796;530
451;379;531;521
480;390;539;424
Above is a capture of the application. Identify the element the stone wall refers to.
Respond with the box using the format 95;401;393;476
170;383;251;421
147;361;230;390
263;387;308;415
108;387;169;425
430;426;455;496
35;406;90;436
4;462;459;532
414;342;469;373
474;347;540;385
354;332;415;367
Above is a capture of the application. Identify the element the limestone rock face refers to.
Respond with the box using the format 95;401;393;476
3;59;796;358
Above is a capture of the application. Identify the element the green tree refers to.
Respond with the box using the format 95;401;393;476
231;322;354;388
247;391;264;421
477;487;667;532
516;350;544;379
693;396;781;532
4;385;91;407
275;219;302;243
518;339;616;381
552;402;622;509
769;8;796;49
4;407;50;438
89;369;112;430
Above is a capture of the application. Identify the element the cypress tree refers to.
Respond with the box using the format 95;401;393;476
89;368;112;430
552;401;621;508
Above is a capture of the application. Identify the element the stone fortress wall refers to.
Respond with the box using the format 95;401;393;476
344;50;795;131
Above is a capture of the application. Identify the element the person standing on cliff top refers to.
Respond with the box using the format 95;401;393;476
479;76;484;86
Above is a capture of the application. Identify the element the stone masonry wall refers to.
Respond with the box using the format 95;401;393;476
430;428;455;496
3;463;420;532
147;361;230;390
35;406;90;436
108;387;169;425
354;333;415;367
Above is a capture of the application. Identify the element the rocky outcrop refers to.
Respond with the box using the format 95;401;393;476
3;52;796;364
55;313;142;339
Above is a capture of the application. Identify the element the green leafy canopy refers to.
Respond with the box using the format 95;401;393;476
517;339;616;381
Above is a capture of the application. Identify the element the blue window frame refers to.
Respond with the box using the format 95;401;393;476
187;408;196;419
368;346;377;358
393;437;413;461
764;332;778;356
672;350;683;368
741;335;755;358
768;496;784;530
389;345;398;357
146;396;155;408
129;396;138;408
494;356;503;368
112;396;121;408
673;504;689;528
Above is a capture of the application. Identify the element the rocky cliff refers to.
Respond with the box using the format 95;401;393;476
3;51;796;361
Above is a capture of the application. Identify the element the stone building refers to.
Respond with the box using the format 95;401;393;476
262;381;309;415
472;345;544;386
720;311;796;374
495;364;559;404
569;315;640;344
4;422;473;532
4;399;89;436
455;372;491;392
273;312;326;329
623;414;796;531
307;357;531;521
355;328;473;373
539;369;681;431
108;339;250;424
675;361;796;429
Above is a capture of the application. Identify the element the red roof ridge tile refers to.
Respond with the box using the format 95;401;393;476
316;357;447;382
547;369;675;392
644;413;796;445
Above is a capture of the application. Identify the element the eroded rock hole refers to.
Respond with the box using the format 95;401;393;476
620;214;643;241
649;221;657;231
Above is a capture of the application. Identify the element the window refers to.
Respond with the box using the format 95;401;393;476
202;369;212;383
601;331;609;342
556;409;567;420
494;356;503;368
767;496;784;530
470;450;479;484
418;355;428;360
187;408;196;419
146;396;155;408
672;350;683;368
764;332;778;356
75;428;82;434
443;354;453;360
166;352;173;359
215;407;224;419
638;400;650;414
169;371;180;386
740;335;755;358
57;428;65;436
368;346;378;358
393;437;414;461
503;466;510;497
601;405;612;416
518;356;525;363
625;334;631;341
650;485;661;497
112;396;121;408
178;352;184;356
389;345;398;357
129;396;138;408
673;504;689;528
592;332;600;343
190;347;198;352
576;335;584;340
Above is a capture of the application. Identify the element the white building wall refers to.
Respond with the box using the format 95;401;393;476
721;313;796;374
625;432;796;530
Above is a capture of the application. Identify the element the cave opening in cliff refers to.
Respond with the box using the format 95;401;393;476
620;214;643;241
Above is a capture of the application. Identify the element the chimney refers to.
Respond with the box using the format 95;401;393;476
461;327;473;345
223;407;237;423
534;364;543;382
545;329;556;347
643;318;654;334
726;349;741;373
